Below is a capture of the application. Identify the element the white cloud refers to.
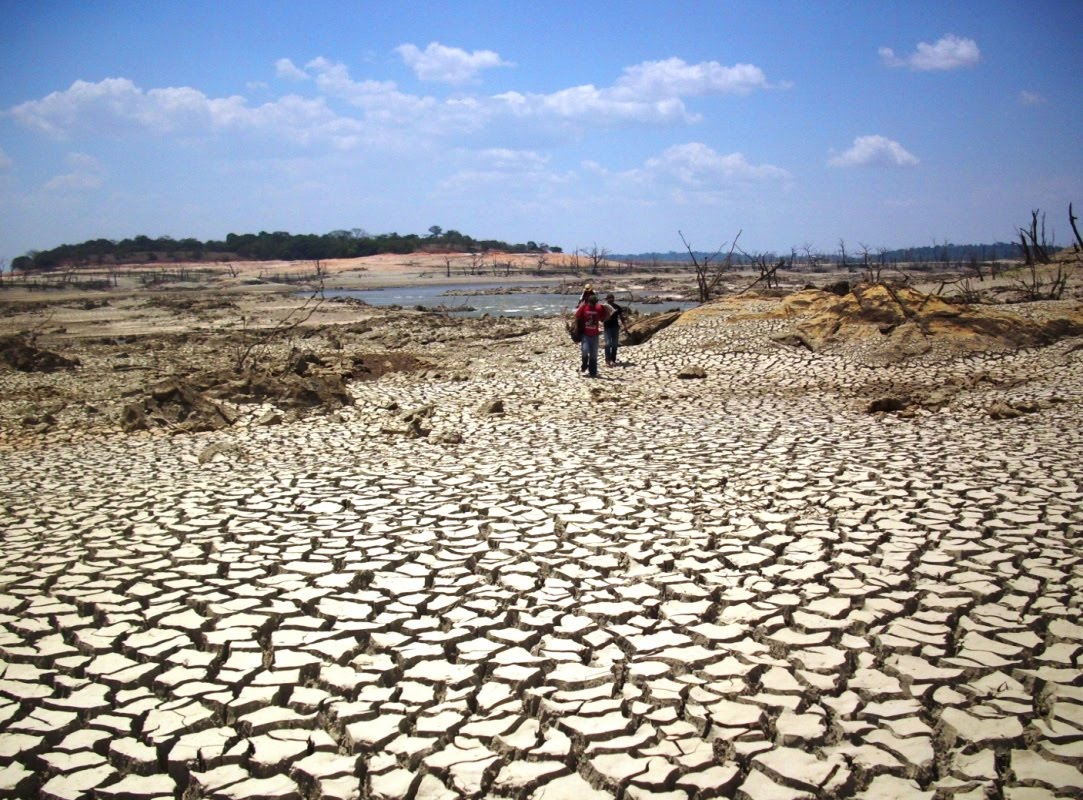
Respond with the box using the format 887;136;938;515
1018;90;1047;106
5;76;373;149
616;58;772;97
645;142;790;184
828;135;919;168
303;58;440;125
880;34;980;71
589;143;789;204
396;42;511;84
7;78;248;137
44;152;106;191
4;53;783;159
275;58;310;81
491;57;778;126
495;84;694;125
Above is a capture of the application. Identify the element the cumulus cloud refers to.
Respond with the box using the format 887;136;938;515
616;58;772;97
587;143;788;203
301;58;440;125
495;85;694;125
641;141;788;191
43;152;106;191
828;135;919;168
7;77;248;137
491;57;778;125
879;34;980;71
396;42;511;84
645;142;790;183
5;53;783;157
275;58;310;81
5;76;372;149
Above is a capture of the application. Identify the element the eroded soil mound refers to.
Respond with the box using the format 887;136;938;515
771;284;1083;359
121;380;237;434
0;336;81;373
120;350;430;434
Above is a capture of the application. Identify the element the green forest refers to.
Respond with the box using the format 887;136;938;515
11;227;561;273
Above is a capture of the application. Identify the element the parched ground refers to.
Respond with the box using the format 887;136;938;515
0;279;1082;799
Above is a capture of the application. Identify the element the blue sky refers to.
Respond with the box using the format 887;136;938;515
1;1;1080;263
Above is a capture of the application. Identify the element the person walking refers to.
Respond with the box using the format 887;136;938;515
574;293;609;377
602;292;629;367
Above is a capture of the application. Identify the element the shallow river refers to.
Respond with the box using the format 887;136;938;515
324;283;690;318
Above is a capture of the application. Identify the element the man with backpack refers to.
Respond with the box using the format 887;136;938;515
573;293;609;377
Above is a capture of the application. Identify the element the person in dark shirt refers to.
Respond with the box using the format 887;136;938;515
602;293;629;367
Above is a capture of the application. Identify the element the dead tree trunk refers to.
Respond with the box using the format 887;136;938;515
1019;209;1051;264
1070;202;1083;251
680;230;740;303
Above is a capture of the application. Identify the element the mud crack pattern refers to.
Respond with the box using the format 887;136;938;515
1;308;1082;799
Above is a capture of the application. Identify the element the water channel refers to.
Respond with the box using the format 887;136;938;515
324;284;691;318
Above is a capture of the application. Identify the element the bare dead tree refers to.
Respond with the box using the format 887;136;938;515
469;251;486;275
1012;258;1072;301
679;229;741;303
444;255;453;279
1018;209;1051;265
234;279;325;372
858;242;879;283
736;244;784;290
877;247;894;281
838;239;849;272
585;243;609;275
967;251;985;282
1070;202;1083;252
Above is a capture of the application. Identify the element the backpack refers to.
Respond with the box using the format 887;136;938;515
567;316;583;343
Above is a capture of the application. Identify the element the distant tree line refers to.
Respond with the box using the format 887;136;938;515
617;241;1030;268
11;227;560;273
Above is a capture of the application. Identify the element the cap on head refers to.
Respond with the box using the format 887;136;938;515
588;293;598;302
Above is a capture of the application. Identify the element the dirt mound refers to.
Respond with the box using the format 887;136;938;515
119;349;430;434
206;367;353;410
121;380;238;434
771;284;1083;359
0;336;81;372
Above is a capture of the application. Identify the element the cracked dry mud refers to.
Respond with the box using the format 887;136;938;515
1;296;1082;800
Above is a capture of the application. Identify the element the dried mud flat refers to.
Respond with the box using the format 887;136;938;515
1;277;1082;800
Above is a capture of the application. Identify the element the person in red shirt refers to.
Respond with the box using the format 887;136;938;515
574;293;610;377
